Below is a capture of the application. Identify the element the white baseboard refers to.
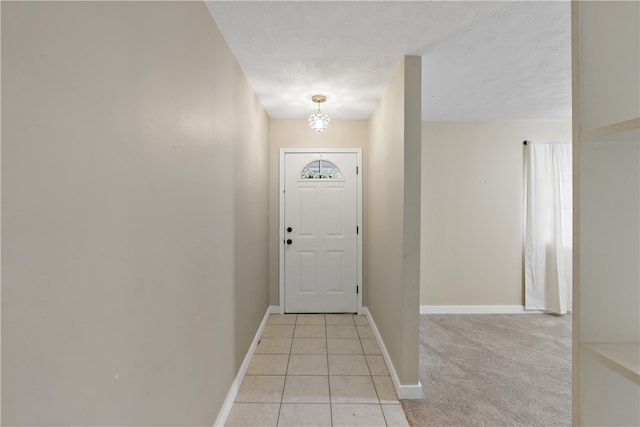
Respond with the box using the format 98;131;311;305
420;305;545;314
213;305;278;427
269;305;283;314
362;307;423;400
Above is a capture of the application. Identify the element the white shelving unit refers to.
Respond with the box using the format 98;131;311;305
582;342;639;385
573;2;640;426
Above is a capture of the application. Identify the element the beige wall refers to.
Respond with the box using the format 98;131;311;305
1;2;269;425
268;119;369;305
420;121;572;306
234;69;271;372
366;57;421;386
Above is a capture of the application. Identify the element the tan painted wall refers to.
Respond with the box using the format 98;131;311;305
420;121;572;306
1;2;269;425
234;71;271;373
366;57;421;386
268;119;369;305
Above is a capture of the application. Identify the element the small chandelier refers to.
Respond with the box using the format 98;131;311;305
308;95;329;132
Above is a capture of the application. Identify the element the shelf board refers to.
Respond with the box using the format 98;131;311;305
582;342;640;385
581;117;640;143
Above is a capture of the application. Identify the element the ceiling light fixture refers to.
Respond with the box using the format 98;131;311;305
308;95;329;132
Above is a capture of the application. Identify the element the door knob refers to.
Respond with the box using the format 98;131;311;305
286;239;293;245
287;227;293;233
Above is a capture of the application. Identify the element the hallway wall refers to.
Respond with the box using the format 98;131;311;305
1;2;269;425
366;56;422;387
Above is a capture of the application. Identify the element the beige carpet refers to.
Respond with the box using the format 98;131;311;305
402;314;571;427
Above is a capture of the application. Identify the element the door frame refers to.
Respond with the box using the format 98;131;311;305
279;148;363;314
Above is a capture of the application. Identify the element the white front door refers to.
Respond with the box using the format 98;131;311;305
283;151;359;313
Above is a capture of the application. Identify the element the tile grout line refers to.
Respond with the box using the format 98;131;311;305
275;315;296;427
361;314;388;426
325;314;334;427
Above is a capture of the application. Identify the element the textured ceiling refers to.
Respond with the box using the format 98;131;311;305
206;1;571;121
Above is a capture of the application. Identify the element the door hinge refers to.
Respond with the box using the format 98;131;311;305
356;166;359;175
357;286;359;294
357;226;359;235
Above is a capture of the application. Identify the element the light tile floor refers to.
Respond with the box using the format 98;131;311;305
225;314;410;427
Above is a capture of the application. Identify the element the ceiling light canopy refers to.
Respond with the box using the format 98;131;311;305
309;95;329;132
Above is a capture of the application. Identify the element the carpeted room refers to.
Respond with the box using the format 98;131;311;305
414;120;573;426
403;314;571;426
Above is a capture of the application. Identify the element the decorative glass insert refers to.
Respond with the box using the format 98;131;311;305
300;160;343;180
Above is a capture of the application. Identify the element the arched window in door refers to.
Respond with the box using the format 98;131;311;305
299;160;343;180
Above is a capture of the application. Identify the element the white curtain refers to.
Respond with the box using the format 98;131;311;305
524;141;572;314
